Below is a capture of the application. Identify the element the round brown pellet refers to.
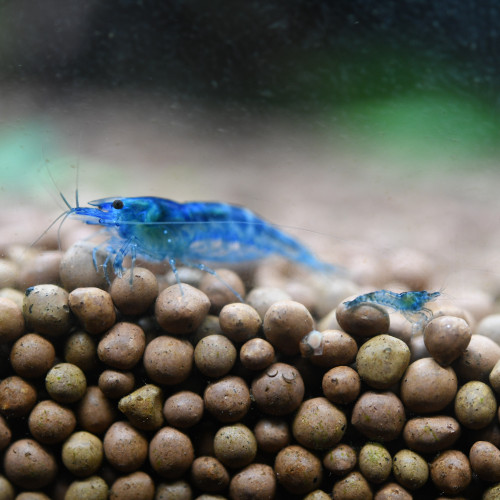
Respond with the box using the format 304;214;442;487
204;376;250;423
430;450;471;495
274;445;322;495
0;415;11;451
109;471;154;500
454;381;497;429
110;267;159;316
155;283;210;335
163;391;204;429
213;424;257;469
392;449;429;490
59;241;111;291
198;268;246;314
403;416;461;453
22;284;71;337
62;431;103;477
358;443;392;484
68;287;116;335
323;444;357;476
374;483;412;500
246;286;292;319
104;421;148;473
194;334;237;378
0;297;25;344
469;441;500;482
143;335;193;385
254;418;291;454
77;386;115;434
400;358;457;413
65;476;109;500
0;376;37;417
45;363;87;404
240;338;275;371
149;427;194;478
64;331;98;373
97;322;146;370
336;300;390;339
251;362;304;416
424;315;471;365
263;300;314;355
4;439;57;489
331;471;373;500
356;334;410;390
308;329;358;368
0;475;14;499
98;369;135;399
190;456;230;493
351;392;405;442
155;480;192;500
9;333;55;379
16;492;51;500
322;366;361;405
454;334;500;382
229;463;276;500
28;400;76;444
219;302;261;343
292;397;347;450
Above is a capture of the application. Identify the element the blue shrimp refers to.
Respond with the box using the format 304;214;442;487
57;196;337;295
343;290;441;332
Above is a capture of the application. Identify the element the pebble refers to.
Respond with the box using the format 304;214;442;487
0;376;37;417
430;450;471;495
109;471;155;500
17;250;62;289
423;315;471;365
198;268;246;314
45;363;87;404
245;286;291;319
10;333;55;379
218;302;262;342
118;384;164;431
98;369;135;399
59;241;112;291
239;338;275;371
68;287;116;334
3;439;57;489
155;283;211;335
97;322;146;370
110;267;158;316
77;386;116;435
62;431;104;477
392;449;429;490
454;334;500;382
263;300;314;355
149;427;194;478
22;284;71;337
0;297;25;343
336;300;390;339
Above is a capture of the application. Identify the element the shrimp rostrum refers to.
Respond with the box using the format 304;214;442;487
62;196;337;286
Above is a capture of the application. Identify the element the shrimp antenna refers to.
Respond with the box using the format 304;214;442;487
30;210;71;248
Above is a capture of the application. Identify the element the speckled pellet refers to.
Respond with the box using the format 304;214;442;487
118;384;164;431
155;283;211;335
45;363;87;404
62;431;103;477
110;267;159;316
69;287;116;335
23;284;71;337
263;300;314;355
0;297;25;344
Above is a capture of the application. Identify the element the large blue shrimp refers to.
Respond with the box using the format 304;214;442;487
58;196;336;291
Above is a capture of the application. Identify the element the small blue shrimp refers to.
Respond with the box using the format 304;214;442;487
51;195;337;294
344;290;441;330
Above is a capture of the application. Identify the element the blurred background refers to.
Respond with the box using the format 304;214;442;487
1;0;500;295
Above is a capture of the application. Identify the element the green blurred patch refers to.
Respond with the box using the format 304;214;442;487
337;92;500;167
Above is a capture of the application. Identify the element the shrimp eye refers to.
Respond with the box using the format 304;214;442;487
112;199;124;210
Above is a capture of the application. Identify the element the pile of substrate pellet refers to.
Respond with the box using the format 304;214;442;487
1;238;500;500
